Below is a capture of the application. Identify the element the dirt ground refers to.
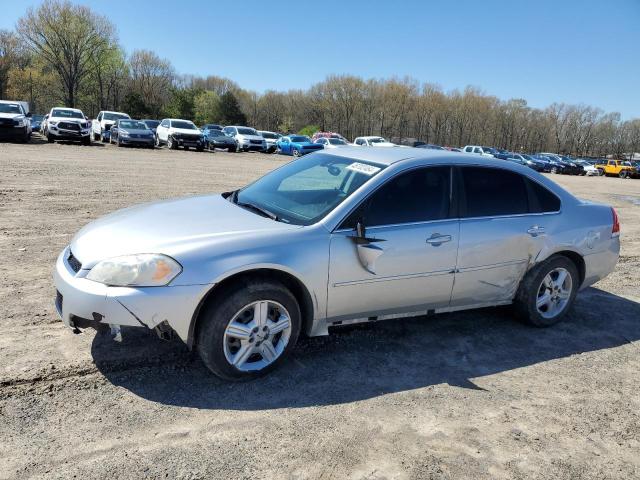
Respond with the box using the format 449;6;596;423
1;137;639;480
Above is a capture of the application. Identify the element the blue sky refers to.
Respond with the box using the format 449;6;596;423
2;0;638;118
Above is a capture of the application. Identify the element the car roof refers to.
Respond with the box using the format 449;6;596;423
319;146;556;169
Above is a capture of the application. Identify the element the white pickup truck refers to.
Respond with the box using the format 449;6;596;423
0;100;32;142
46;107;91;145
92;110;130;142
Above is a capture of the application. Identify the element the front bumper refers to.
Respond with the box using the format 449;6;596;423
49;127;90;141
0;124;28;140
174;136;204;148
239;141;266;151
53;247;210;343
119;136;155;146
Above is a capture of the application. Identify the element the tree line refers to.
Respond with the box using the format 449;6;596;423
1;0;638;158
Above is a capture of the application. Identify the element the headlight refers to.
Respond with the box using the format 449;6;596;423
86;254;182;287
120;131;129;137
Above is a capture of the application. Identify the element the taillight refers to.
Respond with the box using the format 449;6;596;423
611;207;620;237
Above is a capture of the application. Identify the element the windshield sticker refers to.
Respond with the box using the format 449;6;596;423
346;162;381;176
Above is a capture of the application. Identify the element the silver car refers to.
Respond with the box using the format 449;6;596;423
54;148;620;380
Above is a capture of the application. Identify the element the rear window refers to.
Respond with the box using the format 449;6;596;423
526;179;561;213
461;167;528;217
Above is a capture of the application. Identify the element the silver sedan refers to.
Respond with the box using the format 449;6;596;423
54;148;620;380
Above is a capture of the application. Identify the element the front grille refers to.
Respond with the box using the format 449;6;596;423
0;119;13;128
67;251;82;273
59;122;80;131
250;139;263;144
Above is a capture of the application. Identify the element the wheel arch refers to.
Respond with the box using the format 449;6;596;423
534;248;586;286
186;267;315;350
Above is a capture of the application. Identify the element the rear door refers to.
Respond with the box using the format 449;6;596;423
327;166;459;319
450;166;560;307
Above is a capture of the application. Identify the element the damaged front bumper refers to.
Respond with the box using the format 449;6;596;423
53;247;210;344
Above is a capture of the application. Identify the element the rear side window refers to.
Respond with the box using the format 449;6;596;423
526;179;561;213
342;167;451;228
460;167;528;217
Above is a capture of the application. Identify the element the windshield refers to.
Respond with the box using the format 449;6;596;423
32;115;44;121
172;120;197;130
0;103;23;114
103;112;129;121
235;153;385;225
521;154;533;161
237;127;258;135
143;120;160;128
290;135;310;143
52;109;83;119
118;120;147;129
261;132;278;139
328;138;347;145
369;137;387;144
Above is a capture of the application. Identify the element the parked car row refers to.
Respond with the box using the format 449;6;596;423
2;99;637;179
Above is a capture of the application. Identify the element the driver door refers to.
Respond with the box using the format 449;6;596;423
327;166;459;320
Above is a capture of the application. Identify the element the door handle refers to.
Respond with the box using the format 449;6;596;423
527;225;546;237
426;233;452;246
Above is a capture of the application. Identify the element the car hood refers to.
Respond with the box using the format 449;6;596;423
371;142;396;147
0;112;23;120
171;128;201;135
293;142;322;147
237;134;264;141
119;128;153;135
50;117;84;123
70;194;297;267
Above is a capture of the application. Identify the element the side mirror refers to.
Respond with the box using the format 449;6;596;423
356;220;366;239
350;219;385;274
26;112;32;118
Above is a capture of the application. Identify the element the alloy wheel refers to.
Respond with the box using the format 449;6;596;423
222;300;292;372
536;267;573;319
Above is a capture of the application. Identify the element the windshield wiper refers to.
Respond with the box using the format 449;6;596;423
236;201;279;221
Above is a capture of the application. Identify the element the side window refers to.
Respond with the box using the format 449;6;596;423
526;179;561;213
464;146;472;153
160;120;168;128
97;113;102;121
608;161;615;166
461;167;528;217
342;167;451;229
473;147;482;154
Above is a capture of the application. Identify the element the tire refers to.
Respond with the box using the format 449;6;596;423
82;137;91;146
196;146;204;152
597;168;604;176
513;255;579;327
117;138;122;147
47;134;54;143
196;279;301;380
551;166;557;174
619;171;628;179
155;135;161;148
93;131;99;141
167;136;177;150
228;146;235;152
292;148;300;157
184;145;189;151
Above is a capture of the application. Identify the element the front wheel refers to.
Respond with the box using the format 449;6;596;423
292;148;300;157
551;166;557;174
167;136;177;150
47;134;54;143
513;256;579;327
196;280;301;380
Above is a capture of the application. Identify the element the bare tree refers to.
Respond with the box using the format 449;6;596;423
127;49;175;116
17;1;117;107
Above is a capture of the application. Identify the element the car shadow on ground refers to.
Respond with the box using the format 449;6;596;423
91;287;640;410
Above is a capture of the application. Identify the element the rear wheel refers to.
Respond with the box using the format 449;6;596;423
196;279;301;380
513;255;579;327
619;170;628;179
